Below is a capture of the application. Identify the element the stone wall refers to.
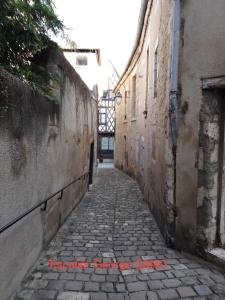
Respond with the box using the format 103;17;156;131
116;0;225;256
175;0;225;253
0;47;97;300
115;0;174;243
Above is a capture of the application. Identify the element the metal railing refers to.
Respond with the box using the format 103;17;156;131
0;172;89;235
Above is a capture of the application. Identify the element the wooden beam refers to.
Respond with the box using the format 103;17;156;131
202;76;225;89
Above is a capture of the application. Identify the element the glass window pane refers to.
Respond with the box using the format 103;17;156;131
101;137;109;150
109;137;115;150
99;113;106;124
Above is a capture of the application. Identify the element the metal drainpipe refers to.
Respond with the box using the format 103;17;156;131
169;0;181;243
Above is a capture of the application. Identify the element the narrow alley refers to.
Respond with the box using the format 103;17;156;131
15;168;225;300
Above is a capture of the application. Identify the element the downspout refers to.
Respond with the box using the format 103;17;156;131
169;0;181;243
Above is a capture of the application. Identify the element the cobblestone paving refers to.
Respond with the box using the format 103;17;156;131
15;168;225;300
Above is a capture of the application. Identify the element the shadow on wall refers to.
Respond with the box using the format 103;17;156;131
0;47;97;300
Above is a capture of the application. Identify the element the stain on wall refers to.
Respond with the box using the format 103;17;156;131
115;0;174;244
0;47;97;300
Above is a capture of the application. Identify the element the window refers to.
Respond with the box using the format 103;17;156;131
99;108;106;125
101;137;115;150
99;113;106;125
124;90;129;120
131;75;136;118
76;55;88;66
101;137;109;150
109;137;115;150
153;45;158;98
145;47;150;112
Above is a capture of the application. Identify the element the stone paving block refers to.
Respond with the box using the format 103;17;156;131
172;270;186;278
184;269;198;277
106;275;120;282
194;285;213;296
95;268;108;275
171;263;188;270
140;268;155;274
148;280;164;290
60;273;75;280
47;280;65;290
121;269;138;276
65;281;83;291
166;259;179;265
102;252;114;258
100;282;114;292
208;296;225;300
108;269;120;275
84;282;100;292
130;291;147;300
142;256;156;260
127;281;147;292
108;293;126;300
29;279;48;289
84;268;95;274
177;286;197;297
116;283;126;293
146;291;159;299
149;272;167;280
180;276;200;286
57;291;90;300
196;268;213;276
162;278;182;288
157;288;179;299
61;251;73;256
90;292;107;300
32;272;43;279
137;274;149;281
32;289;57;300
210;274;225;283
124;275;138;283
76;273;90;281
122;251;136;257
91;274;105;282
16;289;34;300
198;275;215;286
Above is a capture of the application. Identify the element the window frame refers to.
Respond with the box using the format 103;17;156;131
131;74;137;119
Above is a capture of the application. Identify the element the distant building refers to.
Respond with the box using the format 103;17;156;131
63;48;101;98
98;90;115;162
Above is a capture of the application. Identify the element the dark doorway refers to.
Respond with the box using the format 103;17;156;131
89;142;94;185
217;96;225;246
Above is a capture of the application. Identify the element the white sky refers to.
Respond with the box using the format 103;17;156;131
54;0;142;94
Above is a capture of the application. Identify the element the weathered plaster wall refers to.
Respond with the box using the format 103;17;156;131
116;0;225;255
176;0;225;252
115;0;174;242
0;48;97;300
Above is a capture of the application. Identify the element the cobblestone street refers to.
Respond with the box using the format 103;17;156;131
15;168;225;300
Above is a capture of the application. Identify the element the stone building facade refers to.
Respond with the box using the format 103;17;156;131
115;0;225;257
0;47;97;300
